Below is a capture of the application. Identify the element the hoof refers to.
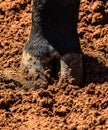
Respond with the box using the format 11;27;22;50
60;53;83;86
21;50;83;89
20;50;60;90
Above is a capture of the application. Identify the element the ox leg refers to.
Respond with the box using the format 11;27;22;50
21;0;83;89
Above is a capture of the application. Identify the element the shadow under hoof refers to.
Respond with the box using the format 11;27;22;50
82;54;108;86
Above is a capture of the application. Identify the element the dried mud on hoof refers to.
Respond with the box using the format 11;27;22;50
19;49;83;90
0;0;108;130
0;53;83;91
0;68;49;91
60;53;83;86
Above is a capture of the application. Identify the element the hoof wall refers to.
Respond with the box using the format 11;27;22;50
21;51;83;89
20;50;59;90
60;53;83;86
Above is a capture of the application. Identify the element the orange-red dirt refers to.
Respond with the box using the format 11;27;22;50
0;0;108;129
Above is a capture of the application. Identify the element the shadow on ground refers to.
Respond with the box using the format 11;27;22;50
82;54;108;86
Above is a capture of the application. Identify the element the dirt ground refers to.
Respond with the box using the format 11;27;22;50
0;0;108;129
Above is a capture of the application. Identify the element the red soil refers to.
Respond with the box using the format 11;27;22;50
0;0;108;129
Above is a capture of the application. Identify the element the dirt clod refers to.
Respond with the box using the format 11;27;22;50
0;0;108;130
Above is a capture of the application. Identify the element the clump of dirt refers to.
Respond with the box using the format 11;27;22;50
0;0;108;130
0;0;31;71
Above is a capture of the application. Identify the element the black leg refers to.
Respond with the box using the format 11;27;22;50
21;0;83;89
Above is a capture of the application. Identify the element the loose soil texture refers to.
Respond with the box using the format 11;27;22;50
0;0;108;130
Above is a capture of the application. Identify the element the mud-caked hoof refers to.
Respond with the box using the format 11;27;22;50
60;53;83;86
20;50;59;90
